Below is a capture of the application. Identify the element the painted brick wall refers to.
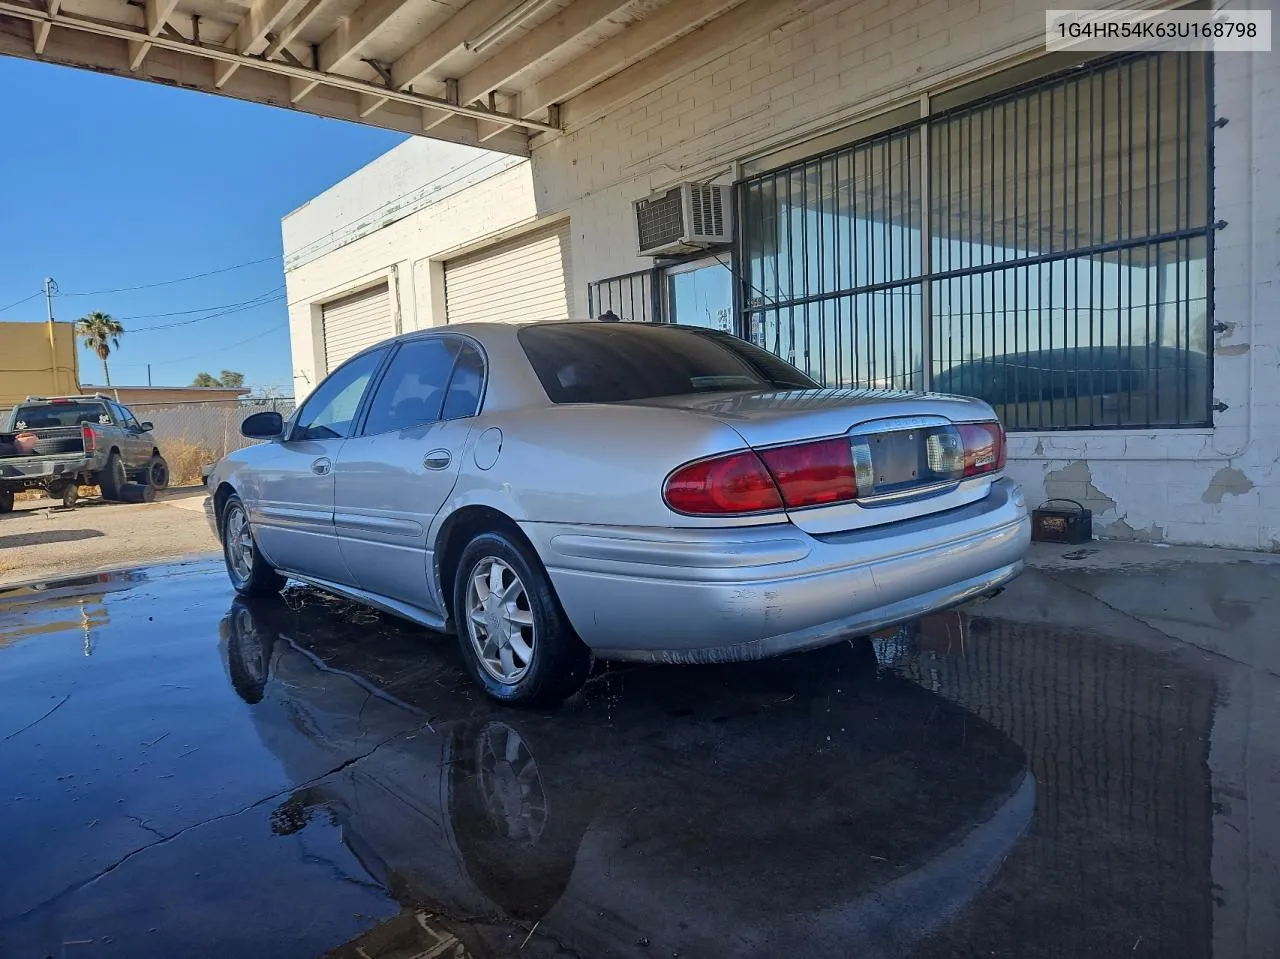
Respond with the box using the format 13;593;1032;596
532;0;1082;295
282;138;523;271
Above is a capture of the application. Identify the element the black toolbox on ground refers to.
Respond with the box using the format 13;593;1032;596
1031;499;1093;544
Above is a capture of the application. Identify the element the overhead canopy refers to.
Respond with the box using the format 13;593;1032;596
0;0;812;155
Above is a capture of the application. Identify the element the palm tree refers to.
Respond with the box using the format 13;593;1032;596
76;311;125;386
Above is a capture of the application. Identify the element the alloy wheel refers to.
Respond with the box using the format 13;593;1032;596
225;504;255;582
466;557;536;684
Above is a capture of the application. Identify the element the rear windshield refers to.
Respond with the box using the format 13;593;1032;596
10;403;112;430
518;324;817;404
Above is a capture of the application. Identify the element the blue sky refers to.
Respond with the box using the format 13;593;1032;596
0;57;406;394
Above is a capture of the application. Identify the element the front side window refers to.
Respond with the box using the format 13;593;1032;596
292;348;387;441
363;337;460;435
519;324;816;404
116;405;141;431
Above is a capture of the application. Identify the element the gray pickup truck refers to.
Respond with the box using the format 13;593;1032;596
0;394;170;512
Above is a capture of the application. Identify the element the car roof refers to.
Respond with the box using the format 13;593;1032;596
403;318;595;334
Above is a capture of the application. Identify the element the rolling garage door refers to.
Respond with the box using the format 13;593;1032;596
321;283;394;372
445;223;573;324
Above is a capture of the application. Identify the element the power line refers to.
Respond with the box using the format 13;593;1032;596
124;290;286;333
55;254;281;297
0;291;42;317
112;287;286;322
130;296;287;333
160;321;288;363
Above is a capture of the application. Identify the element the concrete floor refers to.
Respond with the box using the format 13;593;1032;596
0;547;1276;958
0;487;217;586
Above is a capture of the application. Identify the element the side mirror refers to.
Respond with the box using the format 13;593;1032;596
138;421;154;432
241;410;285;440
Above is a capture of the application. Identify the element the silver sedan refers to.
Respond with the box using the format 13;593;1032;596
209;321;1030;705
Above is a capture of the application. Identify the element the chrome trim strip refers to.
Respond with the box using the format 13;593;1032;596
849;414;951;435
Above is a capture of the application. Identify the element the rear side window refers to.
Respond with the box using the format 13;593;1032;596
518;324;817;404
11;402;112;429
441;343;485;420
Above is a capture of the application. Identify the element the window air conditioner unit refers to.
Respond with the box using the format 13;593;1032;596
634;183;732;257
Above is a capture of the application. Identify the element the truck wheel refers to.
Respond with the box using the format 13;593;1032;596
48;481;78;509
99;452;126;501
0;490;12;514
147;455;170;491
453;531;591;707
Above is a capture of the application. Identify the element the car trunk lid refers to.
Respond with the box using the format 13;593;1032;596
637;389;1004;534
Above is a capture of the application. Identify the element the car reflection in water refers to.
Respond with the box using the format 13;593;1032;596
219;595;1035;959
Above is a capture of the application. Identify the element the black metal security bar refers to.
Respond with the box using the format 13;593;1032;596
738;51;1213;430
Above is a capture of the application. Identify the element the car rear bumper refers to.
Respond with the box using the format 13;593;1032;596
524;477;1031;663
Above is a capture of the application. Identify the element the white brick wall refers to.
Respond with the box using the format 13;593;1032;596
284;0;1280;549
531;0;1076;301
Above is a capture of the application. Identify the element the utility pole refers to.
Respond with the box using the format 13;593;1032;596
147;363;152;387
44;277;58;388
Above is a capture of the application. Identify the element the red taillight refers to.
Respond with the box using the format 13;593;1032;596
664;450;783;515
82;425;96;452
957;422;1005;476
664;438;860;516
759;438;858;509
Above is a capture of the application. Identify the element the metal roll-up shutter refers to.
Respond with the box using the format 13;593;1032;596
445;222;573;325
321;283;393;372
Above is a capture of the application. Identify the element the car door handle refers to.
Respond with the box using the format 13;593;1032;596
423;450;451;470
311;457;332;476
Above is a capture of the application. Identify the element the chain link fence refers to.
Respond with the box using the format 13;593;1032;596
127;398;297;486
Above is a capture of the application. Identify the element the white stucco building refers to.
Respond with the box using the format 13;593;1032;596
282;0;1279;551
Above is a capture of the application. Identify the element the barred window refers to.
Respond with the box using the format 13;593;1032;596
739;51;1212;430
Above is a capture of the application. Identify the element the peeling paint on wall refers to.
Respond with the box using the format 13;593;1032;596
1202;467;1255;504
1043;460;1117;516
1215;343;1251;356
1108;518;1166;543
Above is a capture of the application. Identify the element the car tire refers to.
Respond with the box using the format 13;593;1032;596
147;455;170;491
99;452;127;501
221;494;286;597
453;531;590;707
0;490;12;514
223;599;276;704
57;482;78;509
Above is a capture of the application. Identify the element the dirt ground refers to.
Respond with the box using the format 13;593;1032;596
0;486;219;587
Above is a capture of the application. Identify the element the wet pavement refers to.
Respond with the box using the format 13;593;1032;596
0;557;1277;958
